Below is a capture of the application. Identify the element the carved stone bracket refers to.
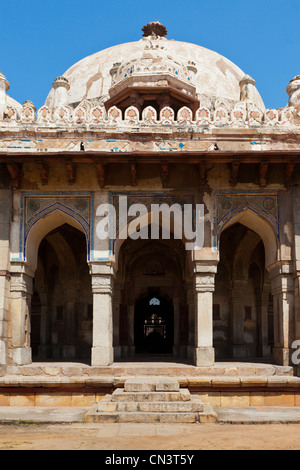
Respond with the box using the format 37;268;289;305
130;161;138;187
198;161;207;187
66;161;76;185
259;162;269;187
161;161;169;188
285;162;295;187
96;162;105;188
229;162;240;187
38;162;49;186
7;163;21;189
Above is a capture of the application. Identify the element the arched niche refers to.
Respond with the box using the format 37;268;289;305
220;208;278;268
113;210;194;273
25;209;87;271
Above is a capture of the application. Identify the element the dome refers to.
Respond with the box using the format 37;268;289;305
7;95;22;111
45;24;265;111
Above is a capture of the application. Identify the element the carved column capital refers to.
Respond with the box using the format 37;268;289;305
193;261;218;293
267;262;294;295
89;262;115;295
91;274;114;295
10;272;33;296
194;273;216;293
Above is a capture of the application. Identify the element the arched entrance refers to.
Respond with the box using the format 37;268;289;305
115;236;190;360
214;222;274;361
31;223;92;362
134;294;174;355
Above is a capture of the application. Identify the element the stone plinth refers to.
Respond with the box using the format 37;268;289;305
86;377;217;423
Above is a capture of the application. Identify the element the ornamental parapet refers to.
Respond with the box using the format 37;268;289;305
1;100;299;129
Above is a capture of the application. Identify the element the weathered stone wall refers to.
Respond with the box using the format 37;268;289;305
0;165;11;366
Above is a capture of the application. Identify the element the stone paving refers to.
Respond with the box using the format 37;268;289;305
0;406;300;425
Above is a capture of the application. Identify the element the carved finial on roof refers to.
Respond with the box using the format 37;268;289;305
142;21;167;38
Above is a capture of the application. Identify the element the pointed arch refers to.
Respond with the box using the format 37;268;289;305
25;209;87;270
113;209;193;272
220;208;278;268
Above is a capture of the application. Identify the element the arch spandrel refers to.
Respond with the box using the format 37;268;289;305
11;193;93;271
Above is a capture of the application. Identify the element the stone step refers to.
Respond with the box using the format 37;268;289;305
111;388;190;402
124;377;180;393
86;411;201;424
98;398;204;413
6;363;295;378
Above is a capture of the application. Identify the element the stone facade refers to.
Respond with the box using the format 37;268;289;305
0;23;300;370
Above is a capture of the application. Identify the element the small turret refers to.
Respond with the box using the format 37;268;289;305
0;72;10;120
287;75;300;108
52;76;70;108
239;75;257;104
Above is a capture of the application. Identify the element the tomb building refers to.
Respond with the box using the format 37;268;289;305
0;22;299;371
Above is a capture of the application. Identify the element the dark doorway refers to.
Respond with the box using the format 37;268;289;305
134;295;174;355
32;223;92;362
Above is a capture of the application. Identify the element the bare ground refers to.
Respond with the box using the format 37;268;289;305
0;422;299;450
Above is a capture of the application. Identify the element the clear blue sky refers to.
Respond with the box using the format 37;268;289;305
0;0;299;110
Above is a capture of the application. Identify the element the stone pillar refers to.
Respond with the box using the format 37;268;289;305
292;186;300;366
38;292;51;360
90;263;114;366
187;283;195;362
62;283;77;360
268;263;294;366
230;280;247;358
0;272;10;366
52;76;70;109
113;283;122;360
157;93;172;111
0;72;9;121
9;265;34;365
173;298;180;357
256;288;271;358
129;92;144;112
127;303;135;357
0;186;12;367
193;262;217;366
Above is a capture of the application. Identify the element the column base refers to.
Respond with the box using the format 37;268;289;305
10;347;32;366
273;347;291;366
194;347;215;367
92;347;114;366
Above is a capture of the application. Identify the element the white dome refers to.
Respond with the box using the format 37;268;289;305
7;95;22;111
45;32;265;110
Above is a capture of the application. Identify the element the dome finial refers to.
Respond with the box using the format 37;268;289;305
142;21;167;38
